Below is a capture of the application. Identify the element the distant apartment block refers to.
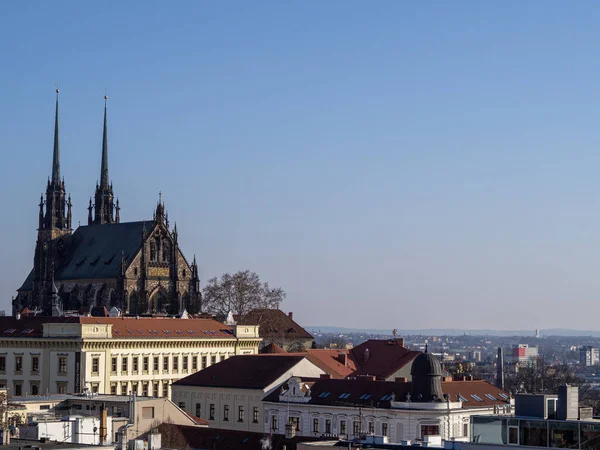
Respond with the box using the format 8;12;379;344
511;344;538;367
580;346;600;367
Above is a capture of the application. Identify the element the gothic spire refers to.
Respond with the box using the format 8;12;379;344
100;96;109;188
52;89;60;184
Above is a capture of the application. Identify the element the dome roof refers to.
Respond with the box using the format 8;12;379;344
411;351;443;378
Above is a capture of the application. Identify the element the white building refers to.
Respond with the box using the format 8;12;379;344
579;346;600;367
510;344;538;367
0;315;260;397
172;354;324;433
264;352;513;443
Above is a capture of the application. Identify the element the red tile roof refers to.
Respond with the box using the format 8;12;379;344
236;309;313;340
173;355;308;389
264;378;510;409
261;343;287;354
302;349;356;379
349;339;421;379
0;316;237;339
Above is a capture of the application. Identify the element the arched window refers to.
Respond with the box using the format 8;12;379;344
162;241;169;262
150;242;156;261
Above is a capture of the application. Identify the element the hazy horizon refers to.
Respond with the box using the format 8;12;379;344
3;2;600;330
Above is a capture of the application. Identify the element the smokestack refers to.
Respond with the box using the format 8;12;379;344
99;402;107;445
497;347;505;390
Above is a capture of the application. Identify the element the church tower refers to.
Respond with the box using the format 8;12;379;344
90;96;119;225
28;90;73;312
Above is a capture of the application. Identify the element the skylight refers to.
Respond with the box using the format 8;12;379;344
485;394;497;401
458;394;468;402
499;393;509;400
471;394;483;402
380;394;394;401
318;392;331;398
359;394;372;400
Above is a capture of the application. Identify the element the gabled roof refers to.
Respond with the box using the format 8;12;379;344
302;349;356;379
236;309;313;340
349;339;421;379
264;378;511;409
173;355;307;389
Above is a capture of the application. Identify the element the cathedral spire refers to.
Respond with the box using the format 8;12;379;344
92;95;116;224
51;89;60;184
100;96;109;188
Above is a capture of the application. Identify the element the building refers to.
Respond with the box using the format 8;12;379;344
510;344;538;367
0;315;260;397
171;354;325;433
263;350;512;443
580;346;600;367
14;93;201;316
237;309;314;351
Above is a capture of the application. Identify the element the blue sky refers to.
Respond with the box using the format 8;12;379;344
2;2;600;330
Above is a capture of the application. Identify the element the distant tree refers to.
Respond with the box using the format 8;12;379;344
202;270;286;318
504;358;581;394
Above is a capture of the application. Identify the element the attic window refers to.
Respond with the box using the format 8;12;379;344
89;256;100;266
380;394;393;401
4;329;15;334
499;393;509;400
22;329;34;334
104;255;115;265
471;394;483;402
485;394;497;401
317;392;331;398
338;393;351;399
458;394;468;402
75;256;87;266
358;394;372;400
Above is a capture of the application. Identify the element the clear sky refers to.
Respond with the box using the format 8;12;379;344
2;2;600;331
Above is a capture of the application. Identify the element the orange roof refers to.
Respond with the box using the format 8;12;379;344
302;349;356;379
80;317;236;339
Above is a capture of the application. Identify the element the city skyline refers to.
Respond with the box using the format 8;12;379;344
4;2;600;329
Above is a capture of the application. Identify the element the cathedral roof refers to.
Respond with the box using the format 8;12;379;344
18;221;149;291
57;221;146;280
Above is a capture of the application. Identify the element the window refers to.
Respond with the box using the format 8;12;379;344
142;407;155;419
201;355;207;369
57;383;66;394
31;356;39;373
111;384;117;395
192;356;198;370
325;419;331;434
150;242;156;261
143;357;149;372
183;356;188;371
238;405;244;422
508;426;519;444
91;383;99;393
223;405;229;421
421;425;440;437
340;420;346;435
253;407;259;423
15;356;22;373
153;357;159;372
464;423;469;437
369;422;374;434
353;420;360;435
272;415;278;432
178;402;185;409
209;404;215;420
111;357;117;373
0;356;5;371
121;383;127;395
153;383;159;397
142;383;149;396
211;355;216;365
313;418;319;433
133;357;139;372
131;382;138;395
92;357;99;374
163;356;169;371
173;356;179;371
162;384;168;398
471;394;483;402
382;422;388;437
31;383;39;395
289;417;300;431
195;403;201;417
122;356;128;373
58;356;67;374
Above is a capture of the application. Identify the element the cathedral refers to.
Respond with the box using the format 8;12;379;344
14;92;201;316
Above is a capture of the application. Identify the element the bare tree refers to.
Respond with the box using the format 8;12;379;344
504;358;581;394
202;270;286;318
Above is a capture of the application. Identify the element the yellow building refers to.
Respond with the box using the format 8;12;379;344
0;315;260;397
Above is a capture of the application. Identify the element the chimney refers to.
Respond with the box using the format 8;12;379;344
496;347;505;390
395;338;404;347
99;403;107;445
288;312;293;320
337;351;347;366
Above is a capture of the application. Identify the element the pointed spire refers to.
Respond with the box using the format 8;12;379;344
100;95;109;188
51;89;60;184
115;198;120;223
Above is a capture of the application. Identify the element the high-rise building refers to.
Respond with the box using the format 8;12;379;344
580;346;600;367
511;344;538;367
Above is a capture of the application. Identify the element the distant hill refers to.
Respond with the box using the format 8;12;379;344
306;326;600;337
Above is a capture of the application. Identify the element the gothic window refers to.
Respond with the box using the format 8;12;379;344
162;241;169;262
150;242;156;261
150;290;168;313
